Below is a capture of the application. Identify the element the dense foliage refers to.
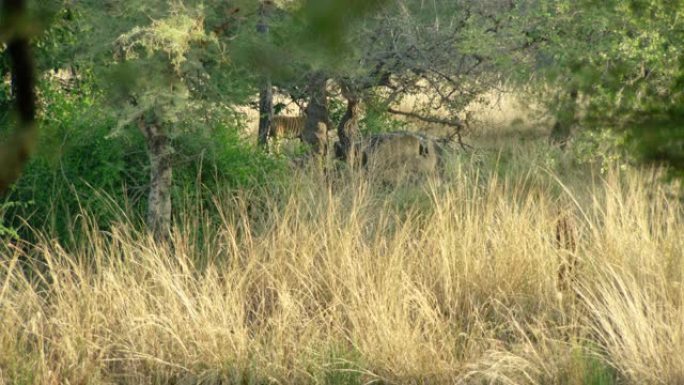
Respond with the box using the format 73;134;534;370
1;0;683;240
0;2;683;385
526;0;684;179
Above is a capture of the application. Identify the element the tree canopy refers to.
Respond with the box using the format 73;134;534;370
1;0;682;239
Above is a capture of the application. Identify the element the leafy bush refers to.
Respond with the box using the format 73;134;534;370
572;128;632;173
4;80;147;240
360;94;408;134
0;200;31;240
172;120;288;210
5;80;287;242
328;97;347;129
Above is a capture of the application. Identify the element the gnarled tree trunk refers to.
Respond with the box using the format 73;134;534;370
336;81;361;164
258;82;273;148
257;1;273;149
303;72;330;160
138;117;173;242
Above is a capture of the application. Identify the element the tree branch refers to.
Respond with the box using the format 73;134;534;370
387;107;465;129
387;107;471;150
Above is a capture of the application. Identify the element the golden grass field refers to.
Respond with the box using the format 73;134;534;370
1;128;683;385
1;94;683;384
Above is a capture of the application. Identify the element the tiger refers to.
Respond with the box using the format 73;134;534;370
269;115;306;140
265;115;307;153
267;114;334;154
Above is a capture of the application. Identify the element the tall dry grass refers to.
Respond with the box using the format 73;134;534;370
1;158;682;385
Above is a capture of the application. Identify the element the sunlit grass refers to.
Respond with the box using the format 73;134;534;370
1;148;682;385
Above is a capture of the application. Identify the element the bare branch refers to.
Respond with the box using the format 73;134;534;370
387;107;465;129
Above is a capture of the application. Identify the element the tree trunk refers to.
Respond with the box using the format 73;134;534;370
0;0;37;195
303;72;329;159
139;117;173;242
257;1;273;149
550;88;578;150
336;82;361;164
258;82;273;148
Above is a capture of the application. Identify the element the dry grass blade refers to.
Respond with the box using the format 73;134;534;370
1;159;682;385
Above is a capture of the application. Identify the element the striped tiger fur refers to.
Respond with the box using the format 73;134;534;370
269;115;306;140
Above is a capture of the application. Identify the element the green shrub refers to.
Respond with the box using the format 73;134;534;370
4;80;145;241
172;120;289;211
572;127;632;173
0;200;30;240
5;80;287;243
360;94;407;134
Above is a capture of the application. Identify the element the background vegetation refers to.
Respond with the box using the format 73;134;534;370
1;0;682;384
